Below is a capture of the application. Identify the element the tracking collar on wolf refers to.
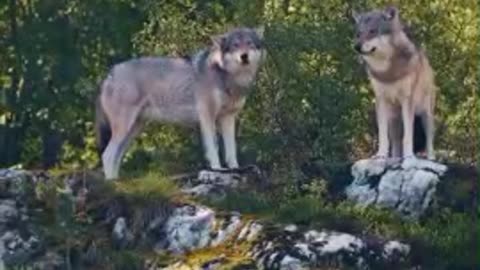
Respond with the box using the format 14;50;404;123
190;27;265;95
352;6;421;83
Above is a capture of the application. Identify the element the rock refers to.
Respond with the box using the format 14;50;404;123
112;217;134;249
181;170;243;198
0;200;18;228
346;158;447;219
251;227;410;270
0;169;31;198
383;240;410;261
1;230;42;267
279;255;306;270
178;166;263;199
32;251;65;270
238;221;263;242
0;171;45;268
163;205;215;253
211;213;242;246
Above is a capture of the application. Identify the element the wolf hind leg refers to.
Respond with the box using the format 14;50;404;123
102;108;142;180
420;111;435;160
112;121;143;176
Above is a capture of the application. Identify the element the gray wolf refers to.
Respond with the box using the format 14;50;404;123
96;27;265;180
352;6;437;160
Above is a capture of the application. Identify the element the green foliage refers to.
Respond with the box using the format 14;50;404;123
0;0;476;170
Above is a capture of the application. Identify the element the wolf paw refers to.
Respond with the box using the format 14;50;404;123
401;155;418;169
371;154;387;160
402;155;417;161
198;170;223;182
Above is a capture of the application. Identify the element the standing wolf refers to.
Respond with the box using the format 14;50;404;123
96;27;265;180
352;6;437;160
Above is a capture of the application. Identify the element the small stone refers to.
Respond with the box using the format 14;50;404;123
112;217;133;249
280;255;306;270
164;205;215;253
284;224;298;232
0;200;18;225
383;240;410;259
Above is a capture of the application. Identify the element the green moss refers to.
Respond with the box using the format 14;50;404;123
111;172;180;205
205;191;274;217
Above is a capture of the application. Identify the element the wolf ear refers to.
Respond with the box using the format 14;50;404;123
211;34;226;50
383;6;398;21
351;10;361;23
254;26;265;39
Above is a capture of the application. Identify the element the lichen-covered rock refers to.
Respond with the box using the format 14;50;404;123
0;168;414;270
0;170;46;268
0;230;43;267
112;216;134;249
164;205;215;253
0;199;18;228
179;166;263;199
346;158;448;219
250;226;410;270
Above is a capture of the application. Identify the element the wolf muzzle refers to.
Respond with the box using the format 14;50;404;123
240;53;249;65
354;42;376;54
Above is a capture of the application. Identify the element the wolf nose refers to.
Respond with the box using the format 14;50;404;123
240;53;249;64
354;43;362;53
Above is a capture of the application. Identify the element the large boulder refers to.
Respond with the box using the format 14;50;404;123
346;158;448;219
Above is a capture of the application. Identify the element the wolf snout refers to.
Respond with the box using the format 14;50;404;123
240;53;249;65
354;43;376;54
354;43;362;53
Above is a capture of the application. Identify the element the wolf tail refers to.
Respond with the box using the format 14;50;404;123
413;115;426;154
95;93;111;162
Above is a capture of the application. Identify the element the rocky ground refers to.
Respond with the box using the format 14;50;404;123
0;158;477;270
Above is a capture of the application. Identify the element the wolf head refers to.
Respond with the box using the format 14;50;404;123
210;27;265;76
351;6;403;58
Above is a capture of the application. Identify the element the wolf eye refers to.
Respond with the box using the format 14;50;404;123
248;40;258;48
369;29;377;35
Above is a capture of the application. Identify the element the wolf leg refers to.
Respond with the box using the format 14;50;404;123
373;99;392;158
102;108;142;180
199;110;221;169
421;111;435;160
389;115;403;158
112;121;143;176
220;113;239;168
401;99;415;158
102;140;120;180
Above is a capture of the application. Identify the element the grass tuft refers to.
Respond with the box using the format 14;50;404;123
111;172;180;205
